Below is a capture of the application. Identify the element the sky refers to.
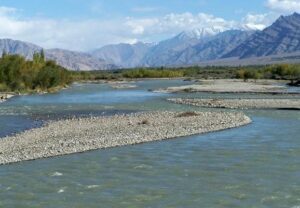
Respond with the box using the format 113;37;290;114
0;0;298;51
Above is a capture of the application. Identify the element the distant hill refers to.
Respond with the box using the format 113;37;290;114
2;13;300;70
94;13;300;68
0;39;42;59
46;49;116;71
90;28;255;67
224;13;300;59
136;27;225;67
0;39;116;71
139;30;254;67
91;42;152;68
173;30;254;65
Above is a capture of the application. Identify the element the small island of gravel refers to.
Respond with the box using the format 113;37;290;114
169;98;300;110
0;111;251;165
155;79;294;94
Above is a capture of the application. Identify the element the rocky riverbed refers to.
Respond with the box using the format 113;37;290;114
155;79;294;94
0;111;251;165
110;83;137;89
169;98;300;110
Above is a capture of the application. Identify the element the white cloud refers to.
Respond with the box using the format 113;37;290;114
0;6;279;51
0;6;17;15
241;13;277;30
125;12;237;39
0;6;138;51
0;8;242;50
125;18;158;35
266;0;300;13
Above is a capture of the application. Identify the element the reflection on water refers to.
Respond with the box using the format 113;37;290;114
0;79;300;207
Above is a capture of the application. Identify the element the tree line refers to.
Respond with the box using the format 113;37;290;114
73;64;300;85
236;64;300;85
0;51;72;93
1;53;299;94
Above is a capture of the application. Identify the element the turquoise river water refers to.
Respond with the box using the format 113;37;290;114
0;79;300;208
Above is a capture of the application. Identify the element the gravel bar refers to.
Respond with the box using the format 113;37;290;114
0;111;251;165
169;98;300;110
154;79;296;94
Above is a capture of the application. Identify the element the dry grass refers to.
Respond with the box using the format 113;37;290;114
138;119;150;125
175;112;199;118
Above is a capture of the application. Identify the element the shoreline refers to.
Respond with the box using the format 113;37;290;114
0;111;251;165
169;98;300;110
0;85;70;103
0;93;15;103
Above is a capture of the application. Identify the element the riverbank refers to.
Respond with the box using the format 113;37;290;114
154;79;296;94
0;93;15;103
169;98;300;110
0;111;251;165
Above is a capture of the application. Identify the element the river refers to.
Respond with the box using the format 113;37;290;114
0;80;299;207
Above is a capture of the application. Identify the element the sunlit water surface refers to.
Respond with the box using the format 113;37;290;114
0;80;300;208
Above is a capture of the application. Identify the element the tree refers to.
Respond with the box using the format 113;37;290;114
33;52;40;65
2;49;7;58
0;53;71;92
40;49;45;62
252;71;261;82
236;69;246;80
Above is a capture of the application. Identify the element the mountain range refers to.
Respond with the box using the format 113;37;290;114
1;13;300;70
223;13;300;59
0;39;116;71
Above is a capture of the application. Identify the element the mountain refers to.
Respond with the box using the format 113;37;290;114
0;39;42;59
91;42;152;68
172;30;254;65
0;39;115;71
141;27;224;67
93;13;300;67
177;27;225;40
2;13;300;70
224;13;300;59
46;49;116;71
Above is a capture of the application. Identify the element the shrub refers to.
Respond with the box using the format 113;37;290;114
0;53;72;92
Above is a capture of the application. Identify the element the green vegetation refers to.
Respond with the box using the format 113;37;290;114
1;53;299;95
0;51;72;93
236;64;300;84
72;64;300;85
122;68;184;78
71;66;240;81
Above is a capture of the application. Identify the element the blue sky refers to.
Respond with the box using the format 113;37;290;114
0;0;297;50
0;0;268;20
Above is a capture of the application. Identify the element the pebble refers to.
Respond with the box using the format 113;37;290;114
0;111;251;165
169;98;300;110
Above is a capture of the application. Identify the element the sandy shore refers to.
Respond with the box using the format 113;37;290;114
0;93;14;103
0;111;251;165
169;98;300;110
155;79;294;94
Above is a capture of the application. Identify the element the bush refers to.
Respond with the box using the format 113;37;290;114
0;53;71;92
